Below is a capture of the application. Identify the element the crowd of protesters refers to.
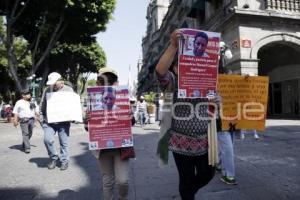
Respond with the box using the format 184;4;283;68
1;29;265;200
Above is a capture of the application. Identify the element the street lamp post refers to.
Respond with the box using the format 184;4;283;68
26;74;42;103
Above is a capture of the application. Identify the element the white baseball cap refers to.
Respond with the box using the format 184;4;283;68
46;72;61;85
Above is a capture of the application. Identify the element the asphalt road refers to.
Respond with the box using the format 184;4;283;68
0;119;299;200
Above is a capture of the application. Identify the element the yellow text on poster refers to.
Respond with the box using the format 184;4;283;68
217;75;269;131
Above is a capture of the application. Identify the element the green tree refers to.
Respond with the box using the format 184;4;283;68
49;42;106;93
87;79;97;87
0;0;115;91
144;92;156;105
0;16;31;101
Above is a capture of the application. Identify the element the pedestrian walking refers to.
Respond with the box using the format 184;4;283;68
4;103;13;123
136;96;148;127
217;129;237;185
158;93;164;125
216;41;237;185
238;74;260;141
85;67;133;200
39;72;73;170
156;30;215;200
0;100;4;118
12;89;39;153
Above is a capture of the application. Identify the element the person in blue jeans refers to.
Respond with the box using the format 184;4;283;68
217;41;237;185
136;96;148;127
39;72;73;170
217;130;237;185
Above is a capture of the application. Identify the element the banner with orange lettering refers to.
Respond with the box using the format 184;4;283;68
217;75;269;131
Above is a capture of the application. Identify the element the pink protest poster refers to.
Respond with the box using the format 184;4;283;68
178;29;220;98
87;86;133;150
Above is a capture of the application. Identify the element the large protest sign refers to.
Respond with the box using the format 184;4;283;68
217;74;269;131
46;91;83;123
178;28;220;98
87;86;132;150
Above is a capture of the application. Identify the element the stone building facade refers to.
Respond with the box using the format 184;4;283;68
138;0;300;118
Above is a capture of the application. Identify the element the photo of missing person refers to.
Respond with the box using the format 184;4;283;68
92;87;120;111
182;31;209;58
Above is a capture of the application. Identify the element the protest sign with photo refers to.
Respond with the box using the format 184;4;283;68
87;85;133;150
217;74;269;131
178;28;220;98
46;91;83;123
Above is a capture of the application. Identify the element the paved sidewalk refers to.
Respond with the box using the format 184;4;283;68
0;119;300;199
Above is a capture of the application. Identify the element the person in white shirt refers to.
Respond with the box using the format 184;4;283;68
13;89;39;153
136;96;148;127
158;93;164;124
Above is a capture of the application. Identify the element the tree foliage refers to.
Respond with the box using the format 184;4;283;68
0;16;31;102
0;0;115;93
48;41;106;93
87;79;97;87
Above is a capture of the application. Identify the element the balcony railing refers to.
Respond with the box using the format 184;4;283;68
266;0;300;12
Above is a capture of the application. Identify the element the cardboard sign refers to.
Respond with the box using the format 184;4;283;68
46;91;83;123
87;86;133;150
178;28;220;98
217;75;269;131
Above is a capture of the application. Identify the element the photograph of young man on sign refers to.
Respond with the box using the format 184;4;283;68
182;31;209;58
177;29;220;98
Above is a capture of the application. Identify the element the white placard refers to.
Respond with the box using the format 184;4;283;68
46;91;83;123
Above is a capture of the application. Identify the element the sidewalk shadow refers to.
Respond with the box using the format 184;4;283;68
0;188;40;200
9;144;24;152
9;144;38;152
0;187;97;200
29;157;49;168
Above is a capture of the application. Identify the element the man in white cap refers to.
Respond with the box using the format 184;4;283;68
39;72;73;170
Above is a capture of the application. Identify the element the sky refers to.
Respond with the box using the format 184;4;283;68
96;0;149;85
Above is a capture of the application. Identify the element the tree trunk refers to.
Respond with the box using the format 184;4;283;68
31;14;66;74
80;72;90;95
5;17;22;91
